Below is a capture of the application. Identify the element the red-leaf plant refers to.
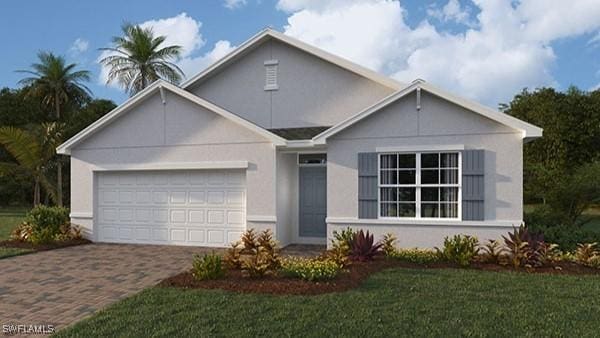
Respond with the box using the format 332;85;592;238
349;230;382;262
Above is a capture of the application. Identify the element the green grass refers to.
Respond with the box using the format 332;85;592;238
0;206;28;240
56;268;600;337
0;247;33;259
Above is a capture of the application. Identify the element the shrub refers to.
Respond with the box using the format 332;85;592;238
479;239;505;264
225;229;280;277
503;225;557;268
381;233;398;257
192;253;224;281
587;255;600;269
436;235;479;267
528;223;600;252
281;257;341;281
349;230;382;261
575;243;598;266
331;227;355;255
389;248;439;264
11;206;71;244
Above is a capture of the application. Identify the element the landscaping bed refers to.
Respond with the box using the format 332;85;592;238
160;256;600;295
0;238;90;251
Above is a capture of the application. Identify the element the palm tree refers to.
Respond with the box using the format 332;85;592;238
0;123;64;206
99;23;185;96
17;51;92;206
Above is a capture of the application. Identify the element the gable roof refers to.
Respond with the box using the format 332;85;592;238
181;28;404;91
312;80;543;144
56;80;287;154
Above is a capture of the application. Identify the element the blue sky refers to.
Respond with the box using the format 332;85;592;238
1;0;599;107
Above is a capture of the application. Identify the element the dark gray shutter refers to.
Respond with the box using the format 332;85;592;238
462;149;485;220
358;152;378;219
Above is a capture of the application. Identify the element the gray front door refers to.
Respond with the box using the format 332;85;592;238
299;166;327;237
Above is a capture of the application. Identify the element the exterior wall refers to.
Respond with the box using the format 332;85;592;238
190;39;394;129
276;152;297;246
69;91;277;240
326;91;523;248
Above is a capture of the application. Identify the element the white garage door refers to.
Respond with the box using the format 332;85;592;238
96;169;246;247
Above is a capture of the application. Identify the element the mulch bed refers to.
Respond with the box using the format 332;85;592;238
158;257;600;296
0;238;91;252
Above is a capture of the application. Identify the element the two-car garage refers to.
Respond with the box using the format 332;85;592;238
95;169;246;247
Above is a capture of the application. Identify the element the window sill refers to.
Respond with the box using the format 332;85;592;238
326;217;521;228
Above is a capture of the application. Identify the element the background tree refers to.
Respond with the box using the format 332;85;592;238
502;86;600;225
99;23;184;96
0;123;64;205
17;51;92;206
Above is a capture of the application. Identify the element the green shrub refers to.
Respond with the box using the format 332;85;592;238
388;248;439;264
192;253;224;281
381;233;398;257
527;223;600;252
436;235;479;267
331;227;355;255
281;257;341;281
16;206;70;244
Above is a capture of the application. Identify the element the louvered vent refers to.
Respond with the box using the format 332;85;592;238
264;59;279;91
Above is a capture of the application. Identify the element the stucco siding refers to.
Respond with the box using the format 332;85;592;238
276;152;297;246
327;91;523;222
69;91;277;239
190;39;394;129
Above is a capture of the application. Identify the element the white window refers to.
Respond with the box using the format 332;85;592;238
264;59;279;91
378;152;460;219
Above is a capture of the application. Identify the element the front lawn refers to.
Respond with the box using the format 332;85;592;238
56;268;600;337
0;206;27;240
0;247;32;259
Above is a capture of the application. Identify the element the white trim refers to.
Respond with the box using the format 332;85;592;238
181;28;403;91
70;212;93;219
313;80;543;144
91;161;249;172
247;215;277;222
57;80;287;154
376;144;465;153
326;217;520;228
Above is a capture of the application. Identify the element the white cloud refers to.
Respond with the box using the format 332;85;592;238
98;13;235;89
223;0;247;9
427;0;474;26
278;0;600;106
69;38;89;55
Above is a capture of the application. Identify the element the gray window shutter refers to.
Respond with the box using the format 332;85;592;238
462;149;485;220
358;152;378;219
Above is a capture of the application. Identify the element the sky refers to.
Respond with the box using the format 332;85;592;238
1;0;600;108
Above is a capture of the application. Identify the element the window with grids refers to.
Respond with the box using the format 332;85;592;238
379;152;460;219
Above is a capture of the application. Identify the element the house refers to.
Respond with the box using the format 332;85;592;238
57;28;542;248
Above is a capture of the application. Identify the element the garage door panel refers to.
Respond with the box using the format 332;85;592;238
97;170;246;247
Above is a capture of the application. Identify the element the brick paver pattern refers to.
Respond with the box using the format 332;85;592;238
0;243;217;331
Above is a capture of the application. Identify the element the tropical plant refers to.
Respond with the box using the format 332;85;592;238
192;253;224;281
11;205;70;244
331;227;355;255
225;229;280;277
503;225;555;268
436;235;479;267
479;239;506;264
0;123;63;205
281;257;341;282
100;23;184;95
381;233;398;257
349;230;382;261
575;243;598;265
17;51;92;206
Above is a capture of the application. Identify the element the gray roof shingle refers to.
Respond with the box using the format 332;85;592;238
268;126;331;140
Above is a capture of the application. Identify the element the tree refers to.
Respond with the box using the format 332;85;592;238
0;123;64;206
16;51;92;206
99;23;185;96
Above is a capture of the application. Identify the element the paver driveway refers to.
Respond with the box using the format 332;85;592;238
0;243;218;331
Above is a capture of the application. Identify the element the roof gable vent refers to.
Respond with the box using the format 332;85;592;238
264;59;279;91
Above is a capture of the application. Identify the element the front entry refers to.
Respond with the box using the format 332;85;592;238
299;166;327;237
